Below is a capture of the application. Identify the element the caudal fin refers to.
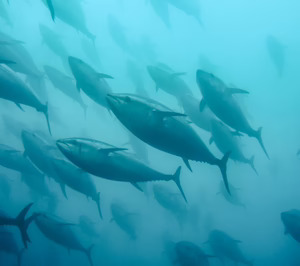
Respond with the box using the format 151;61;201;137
15;203;34;248
217;152;231;195
254;127;269;159
94;192;103;220
85;244;94;266
172;166;187;203
43;102;52;136
248;155;258;175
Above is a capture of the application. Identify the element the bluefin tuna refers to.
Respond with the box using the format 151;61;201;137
281;210;300;243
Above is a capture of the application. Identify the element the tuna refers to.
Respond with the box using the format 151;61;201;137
281;210;300;243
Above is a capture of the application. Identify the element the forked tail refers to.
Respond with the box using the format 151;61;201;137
172;166;187;203
248;155;258;175
217;152;231;195
43;102;52;136
254;127;269;160
85;244;95;266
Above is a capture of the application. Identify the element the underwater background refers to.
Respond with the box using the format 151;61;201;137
0;0;299;265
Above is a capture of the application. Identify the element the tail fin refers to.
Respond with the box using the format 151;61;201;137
217;152;231;195
17;248;25;266
172;166;187;203
94;192;103;220
254;127;269;159
46;0;55;21
15;203;34;248
85;244;94;266
43;102;52;136
248;155;258;175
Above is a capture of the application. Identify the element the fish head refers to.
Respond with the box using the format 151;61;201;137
196;69;220;96
147;65;166;84
21;130;42;150
68;56;92;81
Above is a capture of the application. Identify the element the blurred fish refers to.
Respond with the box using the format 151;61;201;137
35;213;94;266
281;210;300;243
107;14;132;55
180;94;216;132
51;158;102;219
217;182;245;208
41;0;95;42
153;184;187;227
173;241;213;266
81;37;101;67
147;64;192;97
39;25;68;69
110;202;138;240
78;215;101;238
167;0;203;25
196;70;269;159
68;56;112;110
0;64;51;134
0;203;37;248
56;138;186;201
46;0;55;21
210;120;257;174
21;130;67;198
106;93;231;194
44;65;87;114
206;230;252;265
0;229;24;266
198;55;219;74
0;31;47;100
266;35;286;77
0;0;12;27
149;0;171;28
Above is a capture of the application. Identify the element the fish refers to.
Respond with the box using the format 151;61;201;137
35;213;94;266
44;65;87;114
46;0;55;21
106;93;231;194
0;229;25;266
206;230;252;265
266;35;286;77
147;64;192;97
110;202;138;240
41;0;95;42
21;130;67;198
153;184;187;227
56;137;186;202
217;182;245;208
196;69;269;159
0;64;51;134
281;210;300;243
51;158;102;219
68;56;112;109
174;241;213;266
210;119;257;175
149;0;171;28
39;25;68;68
0;203;38;248
0;0;12;27
0;31;47;101
180;94;217;133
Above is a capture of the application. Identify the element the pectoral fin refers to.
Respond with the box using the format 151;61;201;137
131;182;143;192
60;183;68;199
209;137;214;145
227;87;249;95
97;73;114;79
99;147;127;156
199;98;206;112
154;110;186;121
171;72;186;78
15;103;24;112
76;81;81;92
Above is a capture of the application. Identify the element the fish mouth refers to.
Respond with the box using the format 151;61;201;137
56;139;70;153
106;94;121;108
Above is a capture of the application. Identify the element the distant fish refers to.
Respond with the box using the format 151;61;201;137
56;138;186;202
266;35;286;77
51;158;102;219
197;70;269;159
206;230;253;265
173;241;213;266
0;203;38;248
0;229;25;266
110;202;138;240
35;213;94;266
106;93;231;195
68;56;112;110
210;119;257;174
44;65;87;114
281;210;300;243
0;64;51;134
149;0;171;28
